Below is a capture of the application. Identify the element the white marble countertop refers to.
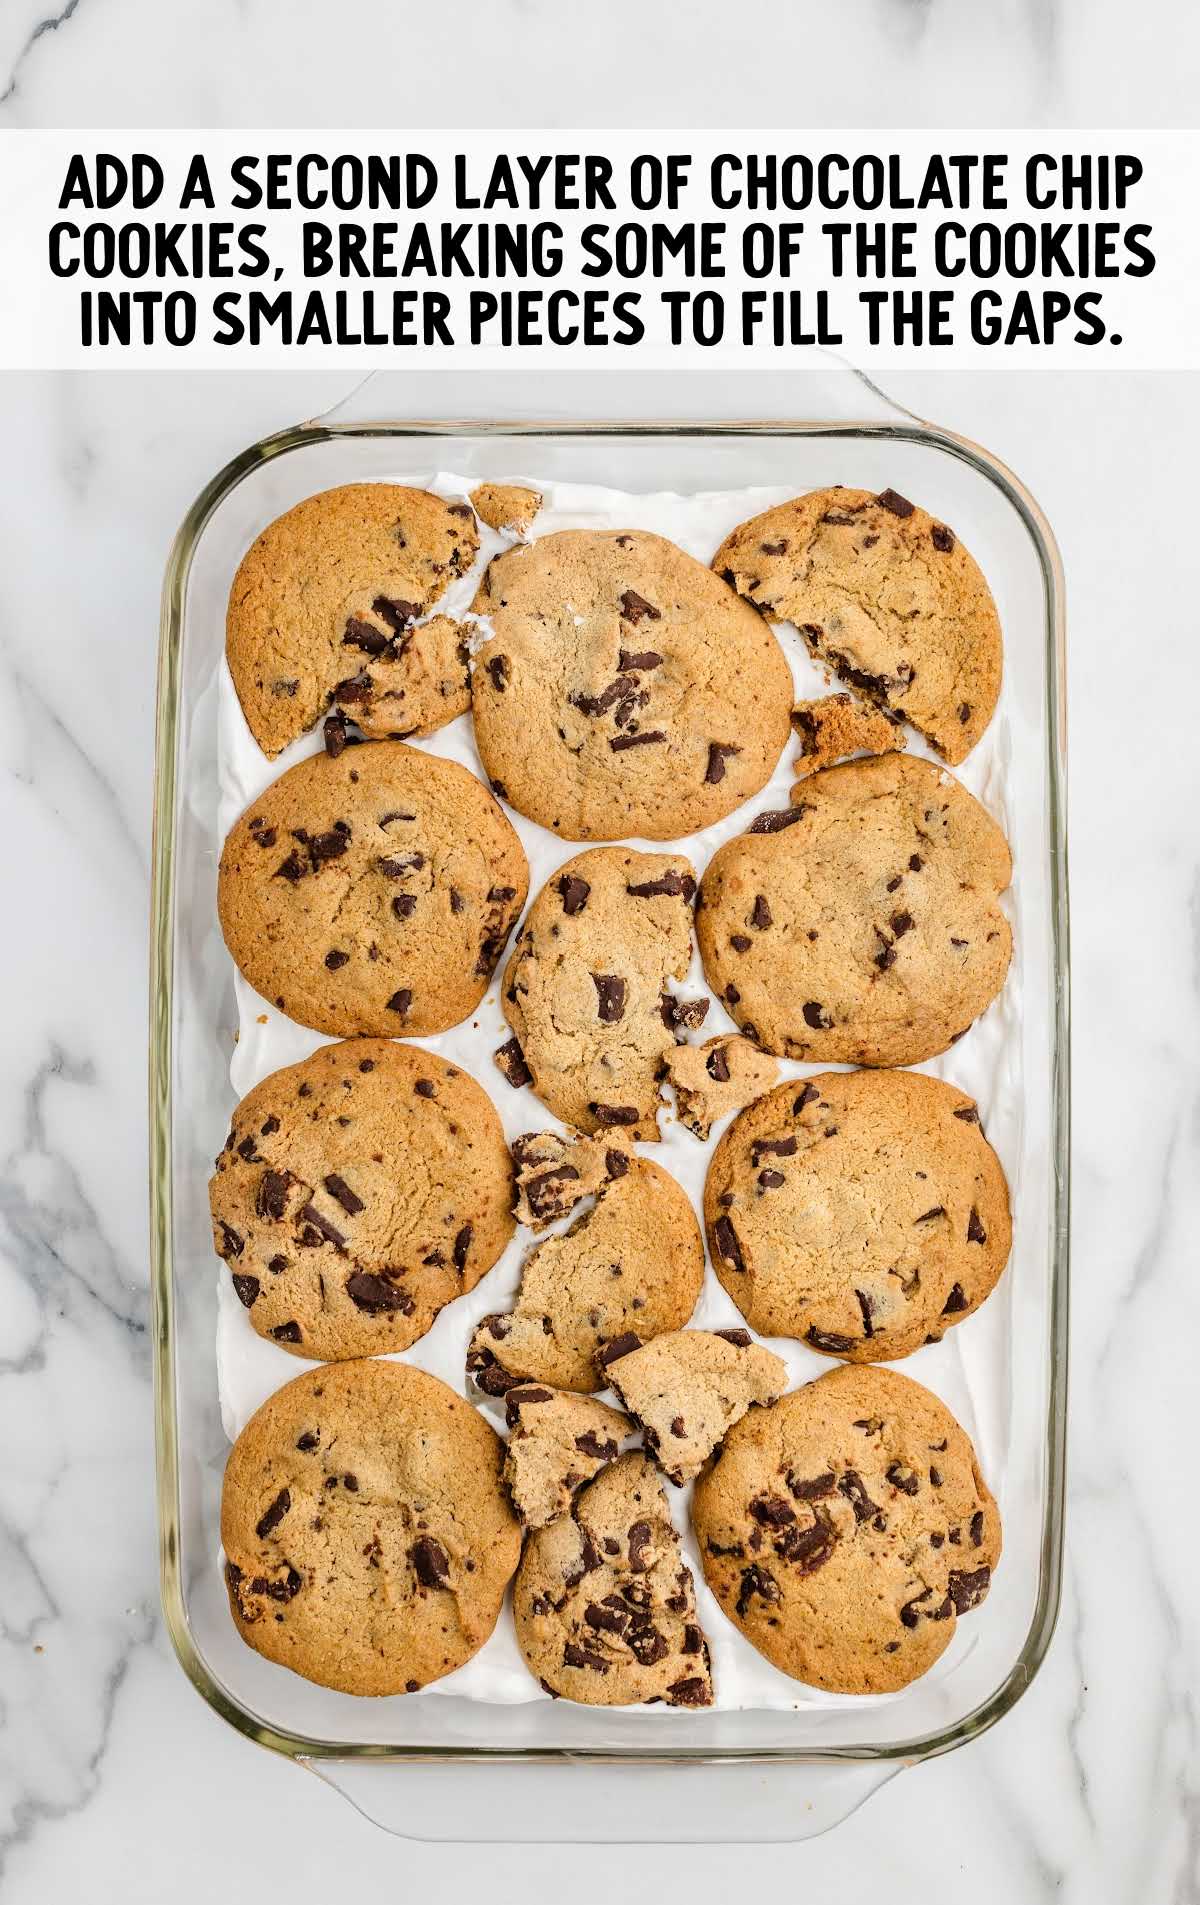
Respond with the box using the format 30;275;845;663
1;8;1198;1902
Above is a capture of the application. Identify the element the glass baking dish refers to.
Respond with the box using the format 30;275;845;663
150;369;1068;1841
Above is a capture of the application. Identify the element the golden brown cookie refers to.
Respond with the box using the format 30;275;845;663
221;1359;521;1695
210;1040;515;1360
226;483;479;756
470;529;793;839
602;1329;786;1485
692;1365;1001;1693
704;1070;1011;1360
502;846;707;1141
514;1453;713;1706
467;1156;704;1395
217;740;528;1038
469;482;542;535
510;1130;632;1232
714;486;1002;764
663;1034;779;1141
790;693;903;782
696;752;1012;1066
502;1384;630;1529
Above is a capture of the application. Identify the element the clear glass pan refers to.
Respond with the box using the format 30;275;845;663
150;369;1068;1841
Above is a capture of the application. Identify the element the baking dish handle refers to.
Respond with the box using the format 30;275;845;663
304;361;925;432
303;1756;900;1843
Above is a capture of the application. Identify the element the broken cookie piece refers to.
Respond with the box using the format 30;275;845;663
511;1130;632;1231
602;1329;786;1485
331;612;472;740
466;1155;703;1395
503;1384;631;1528
513;1451;713;1706
665;1035;779;1141
469;482;543;536
790;694;903;784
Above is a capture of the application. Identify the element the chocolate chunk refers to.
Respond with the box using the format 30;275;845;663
296;1203;346;1248
271;1321;302;1343
557;874;591;915
589;1103;639;1127
750;894;772;930
411;1537;451;1589
660;992;709;1033
618;649;663;672
890;910;914;938
705;742;742;784
837;1471;880;1522
909;853;924;871
231;1273;260;1308
627;1521;654;1572
596;1331;641;1368
494;1037;532;1089
931;523;955;553
967;1207;987;1244
713;1214;745;1272
324;948;350;970
750;1494;796;1529
257;1171;295;1222
626;869;695;900
877;488;915;518
855;1289;876;1337
736;1564;780;1616
628;1623;670;1665
775;1513;837;1573
706;1045;731;1083
343;616;390;657
900;1588;934;1628
296;1430;319;1452
970;1509;985;1547
575;1431;619;1461
793;1083;820;1112
274;848;308;884
714;1328;753;1349
749;805;807;834
666;1676;711;1707
751;1136;796;1162
377;852;424;878
757;1169;785;1190
802;1001;831;1030
564;1641;610;1674
453;1224;473;1273
805;1325;855;1354
346;1271;413;1315
760;538;789;554
958;702;972;724
948;1565;991;1613
942;1284;968;1314
610;730;666;751
619;590;661;624
886;1464;919;1496
386;988;413;1018
730;934;751;953
916;1206;947;1223
255;1488;291;1539
788;1471;836;1501
874;944;896;972
591;973;627;1023
323;711;350;758
392;893;417;919
487;653;510;692
953;1105;980;1124
413;1078;436;1100
323;1173;363;1216
724;984;740;1007
584;1600;629;1636
373;596;420;632
605;1148;630;1179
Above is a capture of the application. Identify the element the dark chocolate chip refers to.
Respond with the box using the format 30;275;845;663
255;1488;291;1539
411;1537;450;1589
453;1224;473;1273
557;874;591;915
802;1001;832;1030
877;488;915;518
749;805;807;834
346;1272;413;1315
596;1331;641;1367
967;1208;987;1244
626;869;695;900
487;654;510;692
323;711;350;758
324;948;350;970
323;1173;363;1216
931;523;955;553
256;1171;292;1222
271;1321;302;1343
386;988;413;1018
619;590;661;624
610;730;666;752
751;894;772;930
706;1045;731;1083
705;742;742;784
232;1273;260;1308
591;973;627;1023
494;1037;532;1088
713;1214;744;1272
736;1564;780;1616
588;1103;639;1127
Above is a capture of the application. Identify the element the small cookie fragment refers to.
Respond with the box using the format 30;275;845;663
692;1365;1002;1694
217;740;528;1039
697;752;1013;1067
714;486;1002;765
704;1070;1012;1360
603;1330;786;1485
502;846;699;1141
467;1156;703;1395
209;1039;514;1360
503;1385;630;1528
514;1452;713;1707
790;695;903;783
226;483;480;757
664;1036;779;1141
470;528;792;840
511;1130;631;1232
221;1360;521;1695
469;482;542;536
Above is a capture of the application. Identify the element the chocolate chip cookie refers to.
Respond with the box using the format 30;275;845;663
514;1452;713;1706
218;740;528;1038
510;1130;632;1232
602;1330;786;1486
221;1359;521;1695
470;529;793;839
469;482;542;535
210;1039;515;1360
663;1034;779;1141
714;486;1002;764
467;1156;704;1395
502;846;706;1141
704;1070;1011;1361
692;1365;1001;1693
502;1384;630;1529
226;483;480;756
696;752;1013;1066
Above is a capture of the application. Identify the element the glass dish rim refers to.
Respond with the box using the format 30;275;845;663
150;411;1070;1768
